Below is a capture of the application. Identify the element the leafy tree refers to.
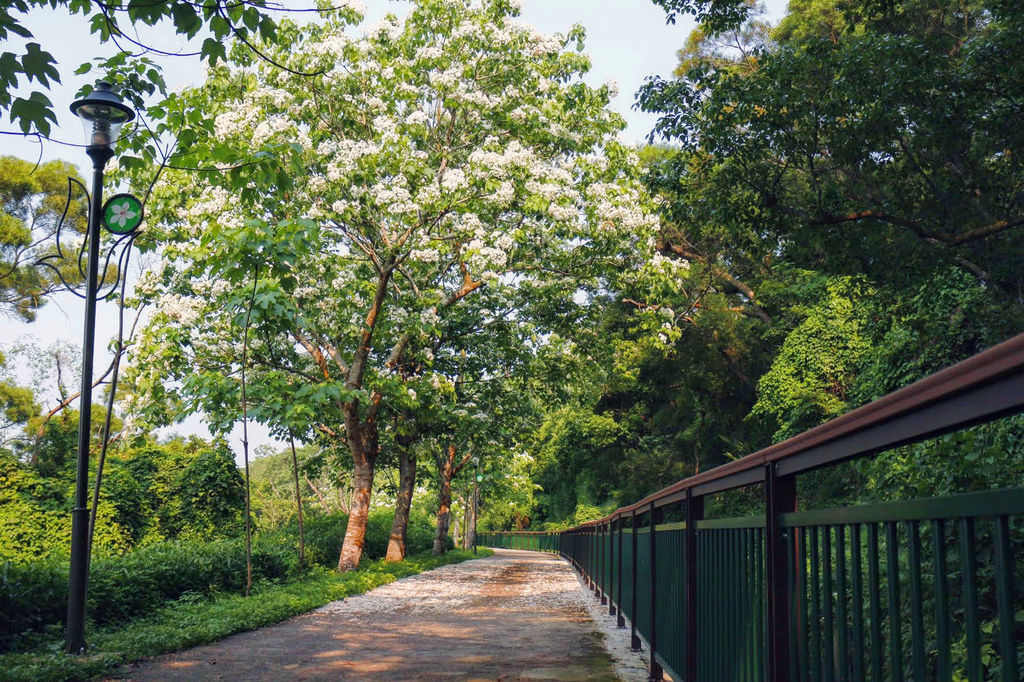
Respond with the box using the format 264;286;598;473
0;156;87;320
127;0;656;570
640;0;1024;300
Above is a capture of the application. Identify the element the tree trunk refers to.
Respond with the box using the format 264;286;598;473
432;444;456;555
385;448;416;562
337;455;375;571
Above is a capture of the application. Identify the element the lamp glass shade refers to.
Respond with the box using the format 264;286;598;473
70;82;134;147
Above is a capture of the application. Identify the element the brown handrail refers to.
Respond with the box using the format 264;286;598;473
575;331;1024;526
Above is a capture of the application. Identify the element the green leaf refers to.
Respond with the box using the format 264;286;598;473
10;90;55;135
201;38;227;65
171;3;202;38
20;43;59;88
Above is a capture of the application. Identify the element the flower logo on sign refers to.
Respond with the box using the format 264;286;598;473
102;193;144;235
109;201;137;229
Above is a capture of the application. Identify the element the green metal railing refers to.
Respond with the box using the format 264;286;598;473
479;333;1024;681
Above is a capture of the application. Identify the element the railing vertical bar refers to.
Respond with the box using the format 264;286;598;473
993;515;1018;682
618;517;626;628
959;517;981;682
648;502;662;682
884;522;903;682
766;465;796;682
699;528;707;681
798;527;810;682
712;524;720;679
810;526;821;682
906;521;926;681
606;520;614;614
748;527;757;682
684;490;702;682
850;524;865;682
822;526;835;682
731;528;740;682
757;525;766;679
836;524;849;681
721;528;728;682
600;523;607;605
631;509;641;652
930;519;951;682
787;527;800;682
736;527;744;681
867;523;883;682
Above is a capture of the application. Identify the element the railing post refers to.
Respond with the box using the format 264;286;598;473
631;509;642;651
617;515;626;627
589;522;598;585
648;501;663;681
684;488;703;682
766;463;797;682
599;523;608;604
606;518;614;614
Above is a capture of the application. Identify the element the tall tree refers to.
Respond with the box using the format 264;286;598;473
128;0;656;570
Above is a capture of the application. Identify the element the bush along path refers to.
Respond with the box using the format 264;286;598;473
122;549;621;681
0;550;483;682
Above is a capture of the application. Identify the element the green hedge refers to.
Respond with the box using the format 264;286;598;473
1;509;442;650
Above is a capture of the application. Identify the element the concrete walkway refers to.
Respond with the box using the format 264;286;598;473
120;549;621;681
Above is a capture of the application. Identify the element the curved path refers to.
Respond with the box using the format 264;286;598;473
121;549;622;681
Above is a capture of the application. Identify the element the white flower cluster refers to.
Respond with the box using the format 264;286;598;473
405;110;429;126
467;140;539;178
312;33;349;58
252;115;294;146
156;293;204;326
440;169;468;191
409;248;441;263
416;46;443;61
323;139;380;179
365;15;402;42
214;105;259;138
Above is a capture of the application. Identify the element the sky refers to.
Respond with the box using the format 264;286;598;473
2;0;789;459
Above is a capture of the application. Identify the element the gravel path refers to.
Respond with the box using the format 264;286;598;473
120;549;636;681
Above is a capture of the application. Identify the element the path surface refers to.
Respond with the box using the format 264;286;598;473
120;549;622;681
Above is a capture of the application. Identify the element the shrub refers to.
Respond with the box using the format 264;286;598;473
0;559;66;650
0;535;295;649
1;507;442;649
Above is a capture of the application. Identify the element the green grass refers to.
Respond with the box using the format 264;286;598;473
0;549;491;681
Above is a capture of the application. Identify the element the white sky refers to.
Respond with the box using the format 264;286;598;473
1;0;788;459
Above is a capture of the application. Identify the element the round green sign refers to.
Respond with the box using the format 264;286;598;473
102;193;144;234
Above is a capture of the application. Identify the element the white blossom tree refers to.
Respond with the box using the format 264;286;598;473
128;0;658;570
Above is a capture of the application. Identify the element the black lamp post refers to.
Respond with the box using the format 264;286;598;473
66;81;134;655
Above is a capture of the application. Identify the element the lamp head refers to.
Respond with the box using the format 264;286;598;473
70;82;135;148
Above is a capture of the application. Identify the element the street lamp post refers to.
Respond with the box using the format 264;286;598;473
66;81;134;654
